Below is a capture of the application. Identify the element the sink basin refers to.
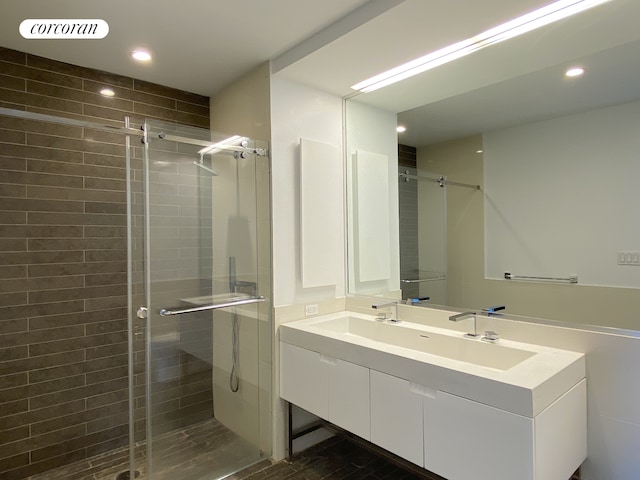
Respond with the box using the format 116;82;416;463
279;310;585;417
314;316;535;370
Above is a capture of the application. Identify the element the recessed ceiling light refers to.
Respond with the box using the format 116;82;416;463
131;49;152;62
396;125;407;133
100;88;115;97
565;67;585;77
476;149;484;154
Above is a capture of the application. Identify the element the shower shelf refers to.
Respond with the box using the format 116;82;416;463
401;271;447;283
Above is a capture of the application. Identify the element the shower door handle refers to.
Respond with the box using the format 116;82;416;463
158;295;266;316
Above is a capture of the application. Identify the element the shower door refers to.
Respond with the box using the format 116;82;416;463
129;119;267;479
399;170;448;304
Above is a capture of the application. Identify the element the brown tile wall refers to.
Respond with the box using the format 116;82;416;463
399;143;417;169
0;47;210;479
398;144;418;300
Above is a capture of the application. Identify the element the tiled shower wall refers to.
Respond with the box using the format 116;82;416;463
0;46;209;479
398;144;418;300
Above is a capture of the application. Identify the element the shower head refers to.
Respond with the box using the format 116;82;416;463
194;155;218;176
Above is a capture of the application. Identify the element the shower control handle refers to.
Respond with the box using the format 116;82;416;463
136;306;148;319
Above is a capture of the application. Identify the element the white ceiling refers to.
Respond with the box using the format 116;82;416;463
0;0;373;97
276;0;550;97
2;0;638;148
1;0;556;98
387;0;640;146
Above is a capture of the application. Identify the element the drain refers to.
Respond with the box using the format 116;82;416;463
115;470;140;480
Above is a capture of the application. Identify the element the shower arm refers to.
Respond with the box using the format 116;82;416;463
158;295;265;316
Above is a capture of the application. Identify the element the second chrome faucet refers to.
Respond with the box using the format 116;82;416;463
448;311;480;338
449;311;501;342
372;301;399;322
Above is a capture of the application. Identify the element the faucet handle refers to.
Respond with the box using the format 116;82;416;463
482;330;500;343
482;305;505;314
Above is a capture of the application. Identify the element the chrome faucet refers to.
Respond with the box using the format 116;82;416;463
449;311;480;338
372;301;399;322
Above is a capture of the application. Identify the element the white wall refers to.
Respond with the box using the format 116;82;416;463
269;76;347;460
418;131;640;330
484;100;640;289
270;76;345;307
345;99;400;297
209;63;273;455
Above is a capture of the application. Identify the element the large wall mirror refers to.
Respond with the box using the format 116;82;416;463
345;0;640;330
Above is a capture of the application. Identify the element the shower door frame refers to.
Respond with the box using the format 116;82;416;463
136;119;269;479
0;107;271;480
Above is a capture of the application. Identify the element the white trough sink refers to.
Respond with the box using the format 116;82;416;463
314;316;535;371
280;311;585;417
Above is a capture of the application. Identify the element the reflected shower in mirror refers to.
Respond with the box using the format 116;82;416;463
345;0;640;330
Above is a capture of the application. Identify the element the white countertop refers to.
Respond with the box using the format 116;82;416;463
280;311;585;417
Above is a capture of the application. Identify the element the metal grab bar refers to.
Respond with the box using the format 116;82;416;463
504;272;578;284
159;295;266;316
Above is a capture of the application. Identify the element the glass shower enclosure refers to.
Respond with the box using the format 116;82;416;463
398;169;448;304
128;119;269;479
0;105;269;480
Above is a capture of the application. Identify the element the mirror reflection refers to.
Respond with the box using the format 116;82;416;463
345;0;640;330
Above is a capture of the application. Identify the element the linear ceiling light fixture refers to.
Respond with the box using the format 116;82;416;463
351;0;610;93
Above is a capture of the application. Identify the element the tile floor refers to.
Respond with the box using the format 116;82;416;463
232;435;444;480
27;418;261;480
27;419;579;480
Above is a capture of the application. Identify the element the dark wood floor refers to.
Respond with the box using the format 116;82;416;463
28;421;579;480
234;434;582;480
232;435;444;480
27;418;261;480
27;421;440;480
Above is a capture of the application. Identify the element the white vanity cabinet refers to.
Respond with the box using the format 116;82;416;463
280;343;370;440
424;389;534;479
423;379;586;480
280;338;586;480
370;370;424;466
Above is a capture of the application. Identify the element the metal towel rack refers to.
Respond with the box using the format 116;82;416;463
401;270;447;284
159;295;265;316
504;272;578;284
401;276;447;284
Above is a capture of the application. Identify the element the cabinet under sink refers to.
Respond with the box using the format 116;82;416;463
279;311;586;480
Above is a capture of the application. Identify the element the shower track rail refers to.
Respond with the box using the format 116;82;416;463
399;171;480;190
0;107;144;136
0;107;268;156
154;131;269;157
158;295;266;316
